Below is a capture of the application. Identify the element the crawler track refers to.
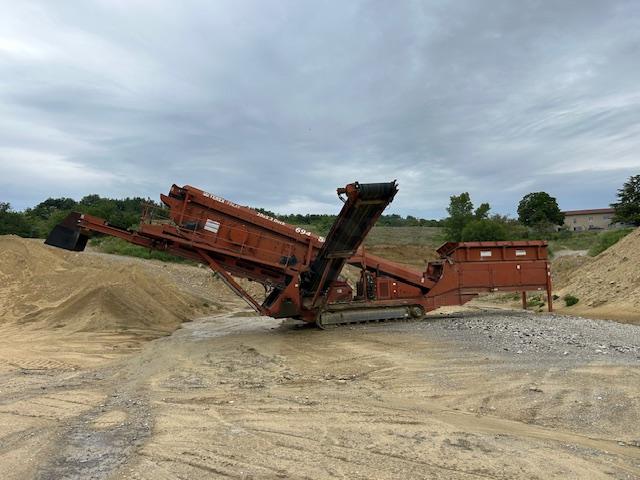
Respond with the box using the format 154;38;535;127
316;305;425;328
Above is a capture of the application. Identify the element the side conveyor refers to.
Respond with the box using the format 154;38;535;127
301;181;398;303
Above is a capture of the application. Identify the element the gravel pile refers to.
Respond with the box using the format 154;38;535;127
385;310;640;364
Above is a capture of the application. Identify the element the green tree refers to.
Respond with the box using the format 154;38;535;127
1;195;160;238
0;203;33;237
474;202;490;220
28;197;77;219
443;193;493;241
491;214;529;239
461;218;507;241
611;174;640;226
517;192;564;230
444;193;474;241
405;215;420;227
24;197;79;236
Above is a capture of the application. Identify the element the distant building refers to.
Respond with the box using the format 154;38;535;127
562;208;616;231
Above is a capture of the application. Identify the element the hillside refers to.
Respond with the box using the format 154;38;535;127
556;227;640;321
363;226;443;267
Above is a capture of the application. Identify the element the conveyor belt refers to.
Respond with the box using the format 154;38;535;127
301;181;397;302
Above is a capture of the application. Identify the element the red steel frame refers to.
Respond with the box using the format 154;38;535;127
46;182;553;323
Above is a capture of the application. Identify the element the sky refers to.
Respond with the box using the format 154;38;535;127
1;0;639;218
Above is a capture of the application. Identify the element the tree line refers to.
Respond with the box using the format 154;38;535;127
0;195;158;238
443;174;639;241
0;196;442;238
1;174;638;240
254;210;442;235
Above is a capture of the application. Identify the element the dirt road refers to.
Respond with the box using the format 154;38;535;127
1;310;639;480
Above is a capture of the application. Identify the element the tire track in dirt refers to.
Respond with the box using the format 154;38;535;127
34;385;152;480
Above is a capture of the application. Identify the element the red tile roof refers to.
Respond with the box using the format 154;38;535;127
562;208;614;216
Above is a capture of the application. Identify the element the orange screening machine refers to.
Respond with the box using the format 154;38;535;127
46;182;552;327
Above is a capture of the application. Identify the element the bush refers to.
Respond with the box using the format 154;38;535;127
526;295;545;308
0;205;34;237
564;295;579;307
554;229;573;240
587;228;633;256
547;230;600;251
90;237;190;263
461;219;507;241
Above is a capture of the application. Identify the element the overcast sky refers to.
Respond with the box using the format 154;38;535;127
1;0;639;218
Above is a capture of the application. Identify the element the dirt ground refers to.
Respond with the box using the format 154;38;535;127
1;237;640;479
1;309;639;480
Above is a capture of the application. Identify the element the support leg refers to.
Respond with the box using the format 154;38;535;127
546;264;553;313
197;250;267;315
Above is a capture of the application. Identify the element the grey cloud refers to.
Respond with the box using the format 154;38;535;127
1;0;639;218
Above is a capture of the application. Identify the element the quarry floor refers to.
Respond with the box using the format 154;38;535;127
1;310;639;480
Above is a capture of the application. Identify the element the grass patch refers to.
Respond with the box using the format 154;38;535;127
587;228;633;256
547;229;633;257
90;236;192;263
526;295;546;309
293;224;444;248
547;230;600;252
564;294;579;307
365;226;444;247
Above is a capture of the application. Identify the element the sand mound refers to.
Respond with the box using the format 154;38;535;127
0;236;221;335
551;255;592;289
557;227;640;318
